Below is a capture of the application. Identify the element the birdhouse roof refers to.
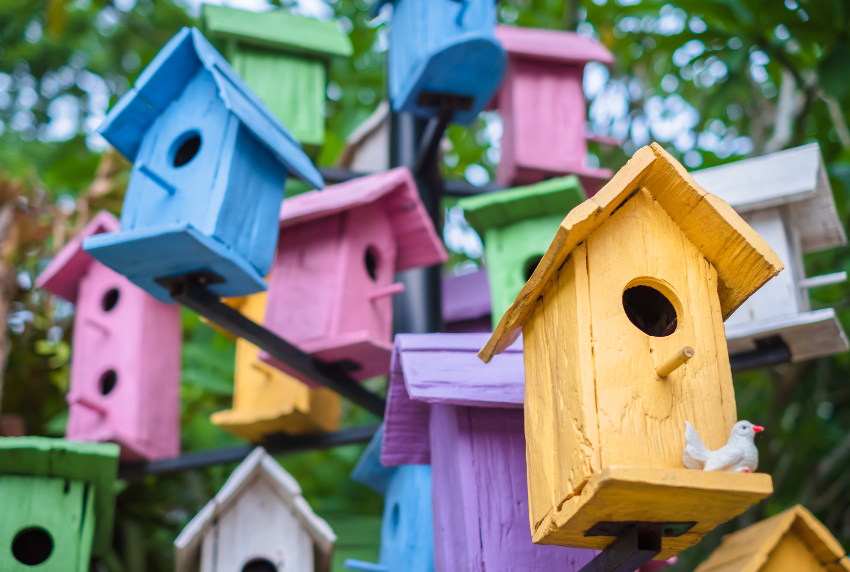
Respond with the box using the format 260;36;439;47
495;25;615;66
98;27;324;189
458;175;586;234
201;5;353;60
0;437;120;557
35;210;120;303
692;143;846;254
174;447;336;572
279;167;447;272
350;424;396;495
381;333;524;467
479;142;784;362
442;269;492;323
694;505;850;572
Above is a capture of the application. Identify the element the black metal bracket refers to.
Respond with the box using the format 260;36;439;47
413;106;455;180
579;521;694;572
729;335;791;373
118;424;380;479
168;276;387;418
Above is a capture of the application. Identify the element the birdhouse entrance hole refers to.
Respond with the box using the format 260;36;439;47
12;527;53;566
524;255;543;281
100;370;118;395
365;247;379;281
242;557;277;572
102;288;120;312
622;282;679;337
171;131;202;168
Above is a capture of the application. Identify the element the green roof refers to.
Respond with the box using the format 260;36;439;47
0;437;120;556
458;175;586;234
202;5;353;59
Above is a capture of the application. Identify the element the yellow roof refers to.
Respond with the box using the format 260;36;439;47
479;143;784;362
694;505;850;572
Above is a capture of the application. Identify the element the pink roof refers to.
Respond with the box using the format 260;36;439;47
279;167;447;272
36;211;120;303
496;25;615;66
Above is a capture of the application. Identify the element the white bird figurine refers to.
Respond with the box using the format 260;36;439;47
683;420;763;473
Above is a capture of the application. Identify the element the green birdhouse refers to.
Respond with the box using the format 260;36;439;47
458;176;586;327
201;4;353;158
0;438;119;571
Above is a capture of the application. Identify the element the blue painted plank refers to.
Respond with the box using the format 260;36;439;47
344;560;389;572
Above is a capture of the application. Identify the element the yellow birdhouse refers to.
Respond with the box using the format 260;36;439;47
211;292;340;441
695;505;850;572
479;143;784;560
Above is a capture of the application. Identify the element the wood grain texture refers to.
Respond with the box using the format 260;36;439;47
694;505;850;572
532;466;773;560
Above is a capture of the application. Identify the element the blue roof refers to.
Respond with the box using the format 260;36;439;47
350;424;396;495
98;27;323;189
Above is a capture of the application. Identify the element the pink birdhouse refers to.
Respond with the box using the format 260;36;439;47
36;211;181;461
261;167;447;383
494;25;616;194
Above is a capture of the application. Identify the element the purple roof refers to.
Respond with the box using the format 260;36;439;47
441;269;492;323
381;333;523;467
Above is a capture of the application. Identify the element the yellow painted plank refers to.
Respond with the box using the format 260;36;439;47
761;531;825;572
694;510;797;572
532;466;773;560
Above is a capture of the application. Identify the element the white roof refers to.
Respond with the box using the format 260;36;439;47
692;143;846;253
174;447;336;572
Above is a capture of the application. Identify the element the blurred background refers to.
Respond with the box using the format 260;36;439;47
0;0;848;570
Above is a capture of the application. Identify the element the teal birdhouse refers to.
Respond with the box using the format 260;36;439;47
0;438;119;571
458;176;586;326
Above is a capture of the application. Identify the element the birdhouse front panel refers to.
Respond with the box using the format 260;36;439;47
377;466;434;572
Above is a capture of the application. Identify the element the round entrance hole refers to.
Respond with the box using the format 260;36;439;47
364;247;379;282
102;288;120;312
242;558;277;572
172;132;202;168
100;370;118;396
524;255;543;281
12;527;53;566
622;284;678;337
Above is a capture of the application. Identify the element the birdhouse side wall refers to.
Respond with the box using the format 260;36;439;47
761;530;826;572
585;188;737;469
208;122;288;277
265;214;344;345
120;69;230;234
484;214;565;328
202;474;315;572
378;465;434;572
522;242;599;532
231;46;327;152
429;403;598;572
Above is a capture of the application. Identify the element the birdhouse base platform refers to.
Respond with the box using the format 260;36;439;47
260;333;394;385
211;408;338;442
532;466;773;560
83;223;267;303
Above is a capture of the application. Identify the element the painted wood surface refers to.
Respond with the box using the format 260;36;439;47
261;168;446;383
493;25;614;191
175;447;335;572
0;437;120;558
212;291;341;440
458;176;586;326
441;269;492;333
338;101;390;174
694;505;850;572
202;4;352;153
83;27;322;303
378;0;506;124
480;142;784;362
35;211;181;461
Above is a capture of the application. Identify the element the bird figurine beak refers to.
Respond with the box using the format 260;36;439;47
752;425;764;433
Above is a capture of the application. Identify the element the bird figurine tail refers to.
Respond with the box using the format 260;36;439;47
683;420;710;469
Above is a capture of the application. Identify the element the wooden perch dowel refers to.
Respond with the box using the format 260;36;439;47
656;346;695;378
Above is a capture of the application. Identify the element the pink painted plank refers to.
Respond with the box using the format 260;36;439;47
496;25;615;66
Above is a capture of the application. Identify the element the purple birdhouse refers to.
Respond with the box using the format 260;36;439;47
36;211;181;461
441;269;492;334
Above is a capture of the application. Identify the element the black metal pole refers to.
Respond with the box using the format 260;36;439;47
578;524;662;572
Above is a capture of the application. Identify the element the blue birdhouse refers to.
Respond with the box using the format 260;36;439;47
375;0;506;125
83;27;324;303
346;425;434;572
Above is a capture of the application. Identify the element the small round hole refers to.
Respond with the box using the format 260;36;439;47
12;527;53;566
623;285;678;337
524;255;543;281
364;247;379;282
242;558;277;572
101;288;120;312
391;503;400;530
100;370;118;396
172;132;201;168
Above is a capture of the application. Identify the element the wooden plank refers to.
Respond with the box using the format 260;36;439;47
761;531;824;572
532;466;773;560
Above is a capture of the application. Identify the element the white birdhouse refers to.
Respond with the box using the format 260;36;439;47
174;447;335;572
692;143;848;362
